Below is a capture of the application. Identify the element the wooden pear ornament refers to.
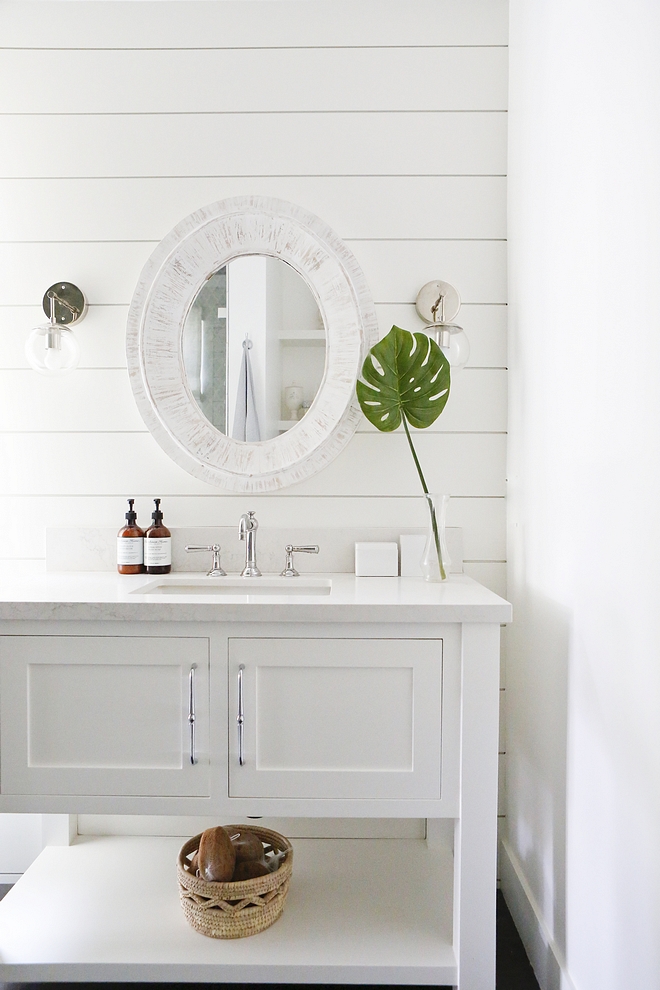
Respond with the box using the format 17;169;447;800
197;826;236;882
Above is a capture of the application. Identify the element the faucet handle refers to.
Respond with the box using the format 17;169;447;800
185;544;226;577
238;510;258;537
280;544;319;578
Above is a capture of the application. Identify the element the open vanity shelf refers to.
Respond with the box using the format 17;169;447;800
0;833;456;984
0;572;511;990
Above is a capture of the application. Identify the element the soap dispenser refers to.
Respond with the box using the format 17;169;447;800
144;498;172;574
117;498;144;574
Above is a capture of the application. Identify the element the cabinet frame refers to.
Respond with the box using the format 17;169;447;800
0;614;502;989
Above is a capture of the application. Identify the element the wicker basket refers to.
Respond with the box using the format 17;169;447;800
177;825;293;939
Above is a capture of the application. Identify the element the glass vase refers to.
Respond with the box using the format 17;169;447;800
420;494;451;582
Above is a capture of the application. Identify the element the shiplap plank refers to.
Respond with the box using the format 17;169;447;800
0;433;505;496
498;753;506;814
0;241;506;306
0;306;129;369
0;495;505;561
433;367;507;431
499;689;506;754
0;243;154;306
0;304;506;370
295;433;506;496
0;371;143;432
0;112;507;178
0;48;508;114
0;368;505;435
0;177;507;241
356;241;507;304
500;628;508;689
463;562;507;599
1;1;508;49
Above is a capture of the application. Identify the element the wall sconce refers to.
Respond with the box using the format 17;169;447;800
416;280;470;370
25;282;87;376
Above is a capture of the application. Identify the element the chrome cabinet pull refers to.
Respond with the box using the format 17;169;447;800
188;664;197;765
237;664;245;766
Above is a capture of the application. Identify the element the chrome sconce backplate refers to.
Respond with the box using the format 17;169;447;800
415;280;461;326
41;282;88;326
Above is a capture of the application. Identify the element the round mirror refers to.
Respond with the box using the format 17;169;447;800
127;197;378;492
181;257;325;441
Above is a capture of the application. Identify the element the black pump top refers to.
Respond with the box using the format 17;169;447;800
125;498;137;525
151;498;164;525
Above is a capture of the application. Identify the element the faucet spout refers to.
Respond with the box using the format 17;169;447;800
238;511;261;577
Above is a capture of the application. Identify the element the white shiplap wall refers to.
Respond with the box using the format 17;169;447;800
0;0;507;594
0;0;507;859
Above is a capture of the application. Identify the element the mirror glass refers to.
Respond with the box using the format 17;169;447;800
182;256;326;442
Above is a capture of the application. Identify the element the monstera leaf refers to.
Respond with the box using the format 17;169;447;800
356;326;452;580
357;325;450;432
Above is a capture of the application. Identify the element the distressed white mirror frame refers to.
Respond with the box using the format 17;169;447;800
127;196;378;492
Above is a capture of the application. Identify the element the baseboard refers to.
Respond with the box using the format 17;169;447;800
499;838;577;990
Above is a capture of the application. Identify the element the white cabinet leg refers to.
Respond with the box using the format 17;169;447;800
41;814;76;846
453;623;501;990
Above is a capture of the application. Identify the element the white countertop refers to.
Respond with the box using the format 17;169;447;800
0;570;511;623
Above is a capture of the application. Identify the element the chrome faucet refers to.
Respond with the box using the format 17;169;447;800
238;510;261;577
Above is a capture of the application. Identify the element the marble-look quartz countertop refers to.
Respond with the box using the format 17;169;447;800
0;570;511;624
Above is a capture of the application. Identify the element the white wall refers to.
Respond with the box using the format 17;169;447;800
0;0;507;867
506;2;660;988
0;0;507;589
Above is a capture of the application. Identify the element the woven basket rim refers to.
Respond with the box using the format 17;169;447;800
178;824;293;896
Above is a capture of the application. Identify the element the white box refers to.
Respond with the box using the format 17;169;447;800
399;533;427;577
355;542;399;577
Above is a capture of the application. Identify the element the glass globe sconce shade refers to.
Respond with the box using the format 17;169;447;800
415;279;470;371
25;282;86;376
25;323;81;376
429;322;470;370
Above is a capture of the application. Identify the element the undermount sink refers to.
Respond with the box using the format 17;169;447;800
133;576;332;597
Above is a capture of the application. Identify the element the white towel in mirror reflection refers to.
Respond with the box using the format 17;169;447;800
232;336;262;442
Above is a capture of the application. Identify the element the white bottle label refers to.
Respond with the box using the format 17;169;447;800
117;537;143;566
144;537;171;567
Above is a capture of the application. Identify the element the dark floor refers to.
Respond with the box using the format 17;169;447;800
0;888;539;990
495;891;540;989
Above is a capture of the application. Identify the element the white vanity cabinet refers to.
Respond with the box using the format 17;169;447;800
0;635;210;798
0;573;511;990
228;636;454;801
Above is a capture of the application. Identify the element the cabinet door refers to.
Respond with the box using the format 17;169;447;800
0;636;209;796
229;638;442;800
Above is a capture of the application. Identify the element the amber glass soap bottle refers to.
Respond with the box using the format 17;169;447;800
144;498;172;574
117;498;144;574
